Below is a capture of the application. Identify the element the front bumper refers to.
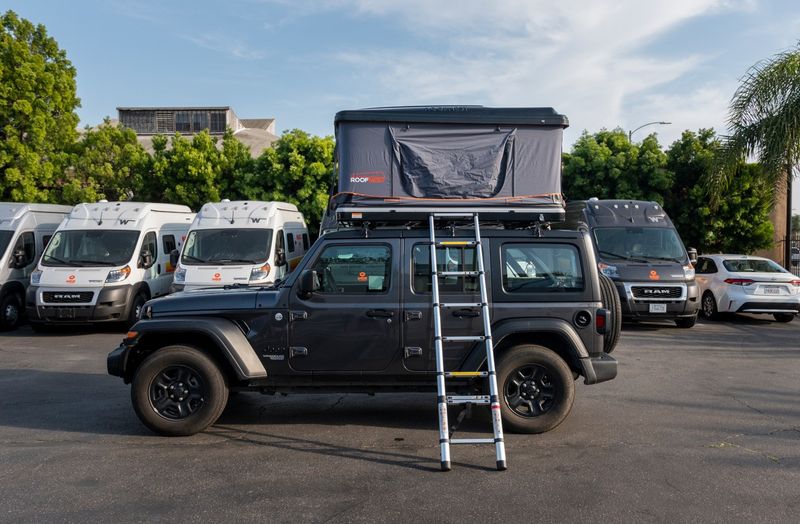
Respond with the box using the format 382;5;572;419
27;284;137;323
616;281;699;320
107;343;129;378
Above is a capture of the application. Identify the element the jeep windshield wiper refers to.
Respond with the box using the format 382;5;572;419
598;250;649;263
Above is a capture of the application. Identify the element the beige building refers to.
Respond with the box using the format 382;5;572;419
116;106;278;157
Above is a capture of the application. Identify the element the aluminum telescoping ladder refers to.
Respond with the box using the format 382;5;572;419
428;212;507;472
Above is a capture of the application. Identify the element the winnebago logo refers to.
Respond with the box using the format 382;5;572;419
118;219;134;225
350;172;386;184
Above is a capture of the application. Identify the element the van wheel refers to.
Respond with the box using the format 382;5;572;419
127;293;147;328
773;313;795;323
0;293;22;332
496;345;575;434
131;345;228;436
701;292;719;320
599;274;622;353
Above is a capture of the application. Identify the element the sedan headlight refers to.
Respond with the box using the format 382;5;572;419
249;263;271;281
30;270;42;285
106;265;131;283
683;264;695;280
598;262;619;279
174;266;186;283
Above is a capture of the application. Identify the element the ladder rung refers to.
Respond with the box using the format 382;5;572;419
442;335;485;342
451;438;495;445
447;395;490;405
439;271;479;277
440;302;483;308
436;240;478;247
445;371;488;378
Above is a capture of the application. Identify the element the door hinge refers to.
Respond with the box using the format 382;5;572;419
290;310;308;321
289;346;308;358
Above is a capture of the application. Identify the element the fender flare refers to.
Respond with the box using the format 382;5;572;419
1;281;26;302
129;317;267;380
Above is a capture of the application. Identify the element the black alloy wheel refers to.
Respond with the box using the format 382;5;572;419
149;365;206;420
504;364;556;417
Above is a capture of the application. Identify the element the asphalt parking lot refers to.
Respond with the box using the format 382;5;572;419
1;316;799;523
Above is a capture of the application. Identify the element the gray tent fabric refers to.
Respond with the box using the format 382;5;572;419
389;127;515;198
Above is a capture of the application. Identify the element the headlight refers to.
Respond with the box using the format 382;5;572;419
30;270;42;285
249;263;271;281
683;265;695;280
174;266;186;283
139;304;153;320
598;262;619;279
106;265;131;283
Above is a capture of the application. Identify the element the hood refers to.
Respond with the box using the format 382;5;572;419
600;259;689;283
38;266;116;287
183;265;260;286
149;286;282;315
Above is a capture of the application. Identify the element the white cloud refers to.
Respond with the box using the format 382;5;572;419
179;34;266;61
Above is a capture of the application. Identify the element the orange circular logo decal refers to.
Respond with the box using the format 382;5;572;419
212;272;222;281
649;270;660;280
357;271;367;282
66;274;76;284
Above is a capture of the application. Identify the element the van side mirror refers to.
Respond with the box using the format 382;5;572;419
139;250;155;269
11;249;27;269
275;247;287;267
169;249;180;267
298;269;319;298
687;248;698;265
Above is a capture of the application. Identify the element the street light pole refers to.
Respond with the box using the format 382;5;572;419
629;121;671;142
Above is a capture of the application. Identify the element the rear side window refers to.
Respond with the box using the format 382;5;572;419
311;244;391;294
141;232;158;258
412;244;477;294
162;235;176;254
302;233;310;250
502;243;583;293
286;232;296;253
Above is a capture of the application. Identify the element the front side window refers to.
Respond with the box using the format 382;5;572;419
141;232;157;260
594;227;685;262
0;230;14;260
502;243;584;293
182;229;273;265
11;232;35;267
412;244;477;294
723;258;786;273
311;244;391;294
42;230;140;267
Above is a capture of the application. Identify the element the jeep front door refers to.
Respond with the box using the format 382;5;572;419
288;240;401;372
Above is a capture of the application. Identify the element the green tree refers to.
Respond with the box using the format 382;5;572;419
714;43;800;265
562;129;671;204
0;10;80;202
792;214;800;233
237;129;334;235
58;119;150;203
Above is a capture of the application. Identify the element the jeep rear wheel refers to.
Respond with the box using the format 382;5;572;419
132;345;228;436
497;345;575;434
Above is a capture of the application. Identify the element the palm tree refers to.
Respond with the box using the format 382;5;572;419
714;44;800;266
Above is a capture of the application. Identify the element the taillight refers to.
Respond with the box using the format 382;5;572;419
791;280;800;287
596;308;608;334
724;278;754;286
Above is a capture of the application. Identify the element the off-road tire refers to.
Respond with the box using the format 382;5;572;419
773;313;795;323
701;291;719;320
0;293;22;332
127;293;147;328
599;274;622;353
496;345;575;434
675;315;697;328
132;345;228;436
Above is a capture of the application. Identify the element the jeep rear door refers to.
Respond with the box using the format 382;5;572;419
288;239;401;372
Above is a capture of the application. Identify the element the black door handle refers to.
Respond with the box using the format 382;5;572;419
453;309;480;318
405;310;422;321
366;309;395;318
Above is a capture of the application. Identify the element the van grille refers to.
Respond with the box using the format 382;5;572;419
42;291;94;303
631;286;682;299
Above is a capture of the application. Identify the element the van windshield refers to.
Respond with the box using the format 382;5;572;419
42;230;140;267
593;227;686;262
0;230;13;259
182;229;273;265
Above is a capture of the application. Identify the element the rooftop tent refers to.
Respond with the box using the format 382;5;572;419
324;106;569;227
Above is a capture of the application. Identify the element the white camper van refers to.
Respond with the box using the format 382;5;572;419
0;203;72;330
171;200;308;291
26;201;194;327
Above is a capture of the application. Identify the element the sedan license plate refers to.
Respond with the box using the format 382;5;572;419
649;303;667;313
763;286;781;295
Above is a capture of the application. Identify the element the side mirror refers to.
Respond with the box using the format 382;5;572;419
275;247;287;267
687;248;698;266
11;249;27;269
297;269;319;298
169;249;180;267
139;250;155;269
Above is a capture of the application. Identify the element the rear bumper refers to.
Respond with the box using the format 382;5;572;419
616;281;699;320
736;301;800;314
26;285;136;323
581;353;617;385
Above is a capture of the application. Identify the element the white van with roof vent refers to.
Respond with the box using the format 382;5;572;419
26;201;194;328
171;200;308;292
0;203;72;330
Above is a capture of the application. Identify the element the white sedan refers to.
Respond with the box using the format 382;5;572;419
694;254;800;322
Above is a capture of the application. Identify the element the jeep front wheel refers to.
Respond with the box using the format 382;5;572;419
496;345;575;434
132;345;228;436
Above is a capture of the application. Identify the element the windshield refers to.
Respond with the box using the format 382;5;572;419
0;230;13;259
42;230;140;267
182;229;273;265
594;227;686;262
723;259;786;273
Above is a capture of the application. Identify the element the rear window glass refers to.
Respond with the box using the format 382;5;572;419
412;244;478;294
502;243;584;293
722;259;786;273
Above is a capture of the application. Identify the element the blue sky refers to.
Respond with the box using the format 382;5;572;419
6;0;800;211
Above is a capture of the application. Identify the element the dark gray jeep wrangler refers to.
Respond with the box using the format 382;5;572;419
108;225;619;436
